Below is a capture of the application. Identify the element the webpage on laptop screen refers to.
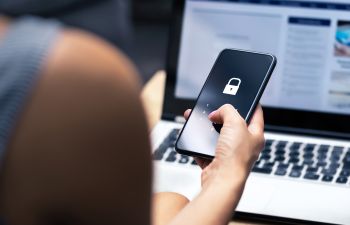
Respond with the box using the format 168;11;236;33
175;0;350;115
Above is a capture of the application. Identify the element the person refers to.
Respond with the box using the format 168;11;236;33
0;13;264;225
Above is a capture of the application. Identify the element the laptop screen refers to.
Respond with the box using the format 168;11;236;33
175;0;350;115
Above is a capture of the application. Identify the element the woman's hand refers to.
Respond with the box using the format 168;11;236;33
168;104;265;225
184;104;265;190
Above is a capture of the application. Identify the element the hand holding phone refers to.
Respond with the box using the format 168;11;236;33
176;49;276;158
183;104;265;184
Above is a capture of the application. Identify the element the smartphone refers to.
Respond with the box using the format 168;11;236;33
175;49;277;158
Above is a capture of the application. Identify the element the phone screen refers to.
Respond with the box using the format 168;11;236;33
176;49;276;158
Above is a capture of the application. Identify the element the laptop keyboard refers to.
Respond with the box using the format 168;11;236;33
254;139;350;185
153;129;350;185
153;129;198;166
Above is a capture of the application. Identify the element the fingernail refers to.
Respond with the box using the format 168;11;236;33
208;110;217;118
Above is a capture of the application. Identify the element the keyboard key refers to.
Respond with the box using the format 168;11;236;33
260;154;271;160
166;139;176;147
278;163;289;169
153;151;165;160
167;130;179;143
340;170;350;177
330;155;341;162
172;128;181;136
306;167;319;173
264;162;275;168
262;147;272;154
343;153;350;170
320;144;330;150
318;145;330;153
322;175;333;182
289;157;299;163
333;146;344;154
303;153;314;159
343;163;350;172
331;149;343;155
166;156;177;162
289;152;299;157
329;163;340;169
166;152;177;162
153;129;181;161
275;156;285;162
336;176;348;184
289;148;300;153
304;149;315;154
304;173;319;180
275;168;287;176
290;170;301;178
275;150;285;155
304;144;315;152
276;141;288;148
322;168;337;175
153;145;169;160
318;149;329;155
302;159;314;166
306;143;316;148
316;161;327;168
290;142;302;150
265;139;274;147
179;156;190;164
317;154;327;160
157;144;168;154
292;165;303;171
252;167;272;174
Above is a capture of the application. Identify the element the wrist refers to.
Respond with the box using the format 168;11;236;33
197;167;248;222
204;164;248;195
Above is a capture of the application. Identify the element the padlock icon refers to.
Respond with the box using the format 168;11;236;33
223;78;241;96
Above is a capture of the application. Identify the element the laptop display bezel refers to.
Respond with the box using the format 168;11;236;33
163;0;350;139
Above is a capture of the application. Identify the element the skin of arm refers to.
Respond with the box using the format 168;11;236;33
168;173;246;225
152;193;190;225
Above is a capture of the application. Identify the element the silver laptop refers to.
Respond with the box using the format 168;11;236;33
151;0;350;224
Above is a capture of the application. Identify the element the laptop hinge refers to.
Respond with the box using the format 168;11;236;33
265;125;350;140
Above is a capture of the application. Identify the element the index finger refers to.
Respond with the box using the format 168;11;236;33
209;104;244;126
183;109;191;120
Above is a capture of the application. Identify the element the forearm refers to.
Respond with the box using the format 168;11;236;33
153;193;189;225
169;172;247;225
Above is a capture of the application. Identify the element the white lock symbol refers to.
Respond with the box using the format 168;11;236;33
223;78;241;96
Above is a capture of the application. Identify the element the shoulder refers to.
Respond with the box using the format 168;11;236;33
45;28;142;96
36;28;148;137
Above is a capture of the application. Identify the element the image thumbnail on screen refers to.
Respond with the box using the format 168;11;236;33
335;20;350;57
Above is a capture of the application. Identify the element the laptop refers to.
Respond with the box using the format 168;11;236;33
151;0;350;224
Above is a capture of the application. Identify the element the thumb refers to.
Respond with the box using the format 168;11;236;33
208;104;244;126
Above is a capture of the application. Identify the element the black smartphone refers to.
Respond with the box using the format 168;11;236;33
175;49;277;158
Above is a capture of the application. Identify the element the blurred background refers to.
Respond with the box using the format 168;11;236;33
0;0;173;83
130;0;172;82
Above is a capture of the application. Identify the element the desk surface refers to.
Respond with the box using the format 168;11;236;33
141;71;273;225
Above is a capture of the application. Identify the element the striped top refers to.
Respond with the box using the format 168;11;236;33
0;16;61;157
